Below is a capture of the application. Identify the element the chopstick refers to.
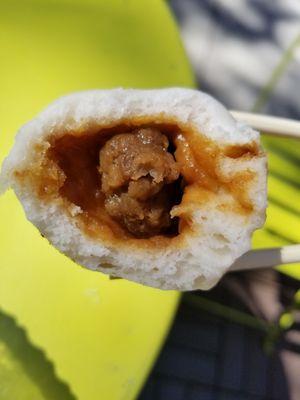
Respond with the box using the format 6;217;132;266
231;110;300;139
229;111;300;271
230;245;300;272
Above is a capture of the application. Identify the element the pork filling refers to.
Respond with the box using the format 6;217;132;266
99;128;180;237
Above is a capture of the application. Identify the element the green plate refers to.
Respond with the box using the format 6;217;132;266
0;1;195;399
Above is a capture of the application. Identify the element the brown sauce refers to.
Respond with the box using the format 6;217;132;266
14;116;260;249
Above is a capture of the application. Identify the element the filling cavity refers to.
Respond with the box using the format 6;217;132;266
19;120;259;245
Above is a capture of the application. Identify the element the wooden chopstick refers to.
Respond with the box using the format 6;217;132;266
230;245;300;272
231;110;300;139
228;111;300;270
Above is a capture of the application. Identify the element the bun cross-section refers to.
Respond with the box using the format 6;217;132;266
0;88;267;290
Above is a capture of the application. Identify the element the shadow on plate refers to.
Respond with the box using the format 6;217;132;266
0;310;76;400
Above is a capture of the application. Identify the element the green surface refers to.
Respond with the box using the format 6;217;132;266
0;1;194;399
0;312;74;400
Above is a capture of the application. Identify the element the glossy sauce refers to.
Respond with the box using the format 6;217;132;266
15;116;260;249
